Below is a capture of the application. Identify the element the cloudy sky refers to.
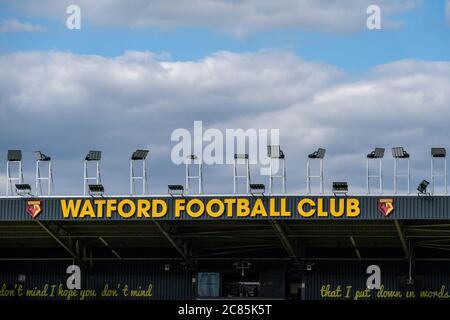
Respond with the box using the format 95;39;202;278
0;0;450;195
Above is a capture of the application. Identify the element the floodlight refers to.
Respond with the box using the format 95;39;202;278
267;145;285;159
249;183;265;195
367;148;385;159
392;147;409;158
431;148;446;158
417;180;430;195
267;145;279;158
85;150;102;161
168;184;184;196
88;184;104;196
332;182;348;196
131;149;149;160
15;184;31;195
308;148;326;159
234;153;249;159
7;150;22;162
35;151;51;161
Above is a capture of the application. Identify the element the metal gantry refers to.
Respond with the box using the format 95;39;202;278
3;146;450;197
267;145;286;194
35;151;53;196
431;148;447;195
366;147;385;194
6;150;23;196
185;155;203;194
307;148;325;194
130;149;149;195
233;153;250;194
392;147;410;194
83;150;102;196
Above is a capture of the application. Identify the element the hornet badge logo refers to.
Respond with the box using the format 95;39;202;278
26;200;42;219
378;198;394;217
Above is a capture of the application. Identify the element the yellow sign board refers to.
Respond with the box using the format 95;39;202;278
60;197;361;219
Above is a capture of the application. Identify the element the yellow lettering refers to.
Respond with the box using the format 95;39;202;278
95;200;106;218
61;200;81;218
330;198;345;217
251;199;267;217
317;198;328;217
347;199;361;217
269;198;280;217
137;200;150;218
79;200;95;218
175;199;186;218
153;199;167;218
106;200;117;218
206;199;225;218
298;198;316;218
186;199;204;218
224;198;236;217
236;199;250;217
118;199;135;219
280;198;291;217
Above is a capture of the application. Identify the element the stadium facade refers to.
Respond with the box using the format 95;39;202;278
1;194;450;300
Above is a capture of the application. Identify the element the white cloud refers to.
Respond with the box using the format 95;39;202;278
0;50;449;195
15;0;421;35
0;18;46;33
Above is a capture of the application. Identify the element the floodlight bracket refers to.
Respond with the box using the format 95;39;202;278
250;184;265;196
168;185;184;197
88;184;105;197
15;184;33;197
332;182;348;197
333;191;348;197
